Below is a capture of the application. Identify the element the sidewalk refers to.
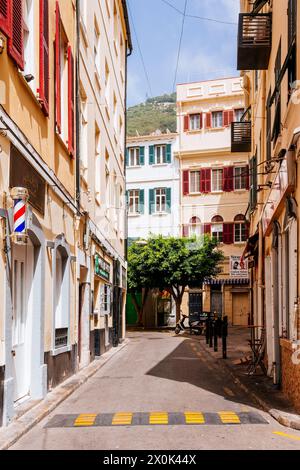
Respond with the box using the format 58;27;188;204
0;340;129;450
194;326;300;431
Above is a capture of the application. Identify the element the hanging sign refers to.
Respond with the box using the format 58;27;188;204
230;256;249;278
95;254;110;281
10;187;29;245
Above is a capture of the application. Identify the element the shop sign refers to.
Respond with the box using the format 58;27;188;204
9;144;46;215
230;256;249;279
261;153;294;235
95;254;110;281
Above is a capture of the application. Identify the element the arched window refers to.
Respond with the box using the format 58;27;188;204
189;216;201;236
211;216;223;242
234;214;247;243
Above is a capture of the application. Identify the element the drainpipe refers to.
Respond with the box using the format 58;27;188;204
75;0;81;213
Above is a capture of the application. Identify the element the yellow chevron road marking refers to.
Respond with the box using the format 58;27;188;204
219;411;241;424
185;412;205;424
112;412;133;426
74;414;97;427
149;412;168;425
273;431;300;441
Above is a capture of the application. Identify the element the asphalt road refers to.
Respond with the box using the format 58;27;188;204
10;331;300;450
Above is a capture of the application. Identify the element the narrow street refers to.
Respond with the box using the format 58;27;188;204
10;332;300;451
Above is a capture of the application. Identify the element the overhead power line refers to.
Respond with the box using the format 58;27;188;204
161;0;238;26
173;0;188;92
128;2;153;99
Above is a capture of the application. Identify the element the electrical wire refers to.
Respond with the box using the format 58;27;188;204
173;0;188;92
127;1;153;99
161;0;238;26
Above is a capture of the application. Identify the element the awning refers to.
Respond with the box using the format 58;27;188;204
241;231;259;260
204;278;249;286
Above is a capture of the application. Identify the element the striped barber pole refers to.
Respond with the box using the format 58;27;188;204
13;199;26;234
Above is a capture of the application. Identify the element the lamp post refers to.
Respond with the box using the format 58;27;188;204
10;187;29;245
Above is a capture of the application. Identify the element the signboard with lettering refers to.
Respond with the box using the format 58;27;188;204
230;256;249;279
95;254;110;281
9;145;46;215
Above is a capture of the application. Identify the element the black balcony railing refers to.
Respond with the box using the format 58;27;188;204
237;13;272;70
231;121;252;153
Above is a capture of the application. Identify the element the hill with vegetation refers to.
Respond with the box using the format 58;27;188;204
127;93;177;137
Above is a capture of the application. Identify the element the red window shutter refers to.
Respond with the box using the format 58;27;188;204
182;170;189;195
38;0;49;116
183;225;189;237
223;167;234;192
204;224;211;235
68;45;75;157
184;115;189;132
199;113;203;129
228;110;234;125
55;1;61;133
8;0;24;70
223;223;234;244
201;169;211;193
245;165;250;190
223;110;229;127
206;112;212;128
0;0;11;36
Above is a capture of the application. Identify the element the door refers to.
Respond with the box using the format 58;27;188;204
189;293;202;320
12;243;34;403
233;292;249;326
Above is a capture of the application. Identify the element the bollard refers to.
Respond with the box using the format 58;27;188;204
213;320;218;352
209;319;213;348
222;316;228;359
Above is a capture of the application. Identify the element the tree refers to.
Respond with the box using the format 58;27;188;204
127;235;224;323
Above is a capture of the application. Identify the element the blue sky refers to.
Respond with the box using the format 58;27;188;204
127;0;240;106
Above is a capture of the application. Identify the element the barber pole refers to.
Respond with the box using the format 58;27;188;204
10;187;29;245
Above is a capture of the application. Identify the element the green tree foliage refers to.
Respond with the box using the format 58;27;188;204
127;236;224;323
127;93;177;137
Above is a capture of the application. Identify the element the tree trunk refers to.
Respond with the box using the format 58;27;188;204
175;298;182;323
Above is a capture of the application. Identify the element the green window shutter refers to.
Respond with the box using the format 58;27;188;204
126;148;129;166
149;189;155;214
139;147;145;165
166;144;172;163
139;189;144;214
149;145;155;165
166;188;171;213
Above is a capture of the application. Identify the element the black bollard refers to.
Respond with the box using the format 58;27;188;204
222;316;228;359
209;319;213;348
206;313;211;345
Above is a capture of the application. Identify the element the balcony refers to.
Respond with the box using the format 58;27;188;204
237;13;272;70
231;122;251;153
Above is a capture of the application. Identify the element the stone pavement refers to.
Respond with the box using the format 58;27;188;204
192;326;300;431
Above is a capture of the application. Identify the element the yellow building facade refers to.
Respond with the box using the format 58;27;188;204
176;77;250;324
0;0;131;427
238;0;300;411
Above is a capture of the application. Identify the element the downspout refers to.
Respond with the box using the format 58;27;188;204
75;0;81;212
124;42;132;262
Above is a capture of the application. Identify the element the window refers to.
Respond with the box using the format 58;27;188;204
95;127;101;202
235;108;244;122
212;169;223;192
189;217;201;237
212;111;223;128
128;147;140;167
128;190;139;214
211;216;223;242
54;246;70;350
155;145;167;164
234;166;248;190
234;215;248;243
190;170;200;193
189;114;202;130
23;0;35;90
155;188;166;213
